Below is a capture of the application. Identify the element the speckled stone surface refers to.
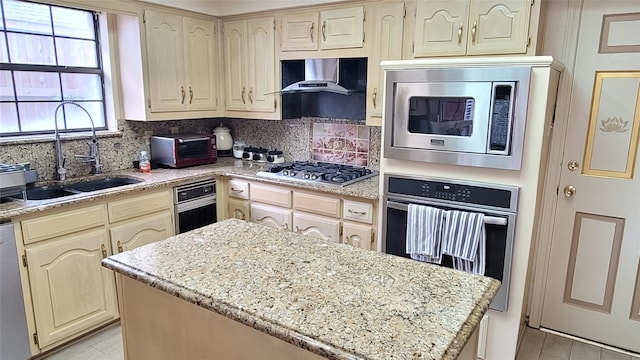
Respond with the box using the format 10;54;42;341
103;219;500;360
0;157;379;222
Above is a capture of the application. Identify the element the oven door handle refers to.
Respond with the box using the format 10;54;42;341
176;195;216;213
386;200;508;226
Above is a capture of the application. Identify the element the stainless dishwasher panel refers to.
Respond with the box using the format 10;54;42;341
1;222;31;360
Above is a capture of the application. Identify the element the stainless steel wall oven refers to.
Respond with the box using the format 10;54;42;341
382;174;518;311
174;180;217;234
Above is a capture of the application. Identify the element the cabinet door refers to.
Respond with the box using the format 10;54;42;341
250;203;292;231
184;17;218;111
223;20;247;111
247;17;276;113
281;12;319;51
342;222;374;250
293;212;341;243
228;198;250;221
366;2;404;125
320;7;364;50
145;10;187;112
413;0;469;57
467;0;531;55
26;228;118;348
110;210;174;254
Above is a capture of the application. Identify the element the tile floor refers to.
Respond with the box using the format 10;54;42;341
516;327;640;360
40;323;639;360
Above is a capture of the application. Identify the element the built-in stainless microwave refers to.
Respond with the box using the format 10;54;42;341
383;65;532;170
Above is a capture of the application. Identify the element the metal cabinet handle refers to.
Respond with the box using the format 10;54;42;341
471;21;477;44
181;86;186;104
231;188;244;193
295;226;301;234
322;21;326;41
310;22;315;42
241;213;246;220
241;87;246;104
101;244;107;258
348;209;367;216
458;23;463;44
189;86;193;104
117;240;123;253
249;88;254;104
372;88;377;108
282;223;289;231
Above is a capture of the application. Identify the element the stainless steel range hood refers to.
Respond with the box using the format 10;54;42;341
280;58;351;95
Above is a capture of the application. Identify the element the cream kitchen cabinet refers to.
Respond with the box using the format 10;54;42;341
293;212;341;243
365;2;405;126
281;7;364;51
342;222;374;250
110;210;174;253
250;202;292;231
408;0;533;58
117;11;221;121
222;17;278;118
228;198;250;221
280;12;319;51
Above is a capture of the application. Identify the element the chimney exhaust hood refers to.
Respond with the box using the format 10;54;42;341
281;58;356;95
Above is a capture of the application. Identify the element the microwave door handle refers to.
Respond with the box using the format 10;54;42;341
178;137;210;143
386;200;508;226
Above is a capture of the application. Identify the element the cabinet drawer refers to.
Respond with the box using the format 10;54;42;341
22;204;107;244
228;179;250;199
293;192;340;218
108;190;172;223
251;183;291;207
343;200;374;224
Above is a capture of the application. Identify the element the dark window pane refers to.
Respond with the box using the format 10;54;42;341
7;33;56;65
52;7;94;39
0;71;15;101
55;38;97;67
61;73;102;101
14;71;61;101
3;0;52;35
0;32;8;62
61;101;105;129
0;103;19;133
18;102;58;132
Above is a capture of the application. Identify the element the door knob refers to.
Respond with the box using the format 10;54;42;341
567;160;579;171
563;185;576;198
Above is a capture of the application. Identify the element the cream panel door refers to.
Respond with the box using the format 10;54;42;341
228;198;250;221
466;0;531;55
250;203;292;232
541;1;640;352
110;210;174;254
293;212;341;243
145;10;186;112
342;222;374;250
413;0;469;57
281;12;319;51
26;228;118;348
184;17;218;111
223;20;247;111
247;17;276;113
366;2;404;125
320;7;364;50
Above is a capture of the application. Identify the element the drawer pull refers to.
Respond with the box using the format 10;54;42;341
117;240;123;253
282;223;289;231
231;188;244;193
295;226;301;234
101;244;107;258
347;209;367;216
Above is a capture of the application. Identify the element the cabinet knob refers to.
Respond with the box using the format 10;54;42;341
563;185;577;198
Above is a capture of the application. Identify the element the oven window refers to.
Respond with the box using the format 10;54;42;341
407;97;474;136
176;141;209;161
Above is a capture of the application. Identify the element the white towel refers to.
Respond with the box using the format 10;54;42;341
442;210;486;275
405;204;444;264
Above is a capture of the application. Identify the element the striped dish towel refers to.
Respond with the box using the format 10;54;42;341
442;210;486;275
405;204;444;264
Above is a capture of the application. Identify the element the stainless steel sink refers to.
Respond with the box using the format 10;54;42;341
68;177;143;192
16;186;79;200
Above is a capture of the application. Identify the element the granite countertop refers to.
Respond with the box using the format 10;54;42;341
102;219;500;360
0;158;379;221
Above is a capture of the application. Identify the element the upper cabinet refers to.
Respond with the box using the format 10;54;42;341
117;11;221;121
222;17;278;119
320;7;365;50
408;0;533;58
365;2;405;126
281;12;319;51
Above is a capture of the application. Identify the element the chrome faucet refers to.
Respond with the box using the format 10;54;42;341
53;101;102;180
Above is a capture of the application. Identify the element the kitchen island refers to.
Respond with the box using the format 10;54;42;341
102;219;500;360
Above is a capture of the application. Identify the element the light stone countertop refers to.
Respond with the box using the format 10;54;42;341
0;158;379;221
102;219;500;360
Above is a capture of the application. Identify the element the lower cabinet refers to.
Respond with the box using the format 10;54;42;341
250;202;292;231
110;210;174;253
293;212;340;243
25;228;118;348
228;197;250;221
342;221;374;250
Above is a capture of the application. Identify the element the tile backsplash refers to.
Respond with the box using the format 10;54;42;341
312;123;370;167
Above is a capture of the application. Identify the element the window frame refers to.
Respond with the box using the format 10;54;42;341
0;0;108;137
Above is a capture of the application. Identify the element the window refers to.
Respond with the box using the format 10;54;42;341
0;0;106;137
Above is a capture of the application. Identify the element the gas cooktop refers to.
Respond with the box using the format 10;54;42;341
256;161;378;186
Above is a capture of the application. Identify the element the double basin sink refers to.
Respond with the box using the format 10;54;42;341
14;177;143;201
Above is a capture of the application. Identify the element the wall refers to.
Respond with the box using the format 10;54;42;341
0;117;380;181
